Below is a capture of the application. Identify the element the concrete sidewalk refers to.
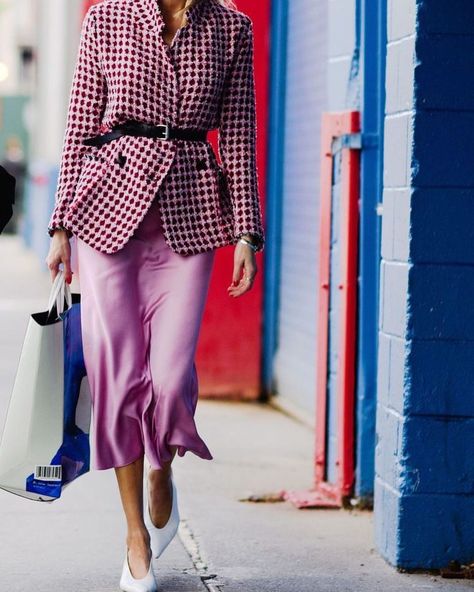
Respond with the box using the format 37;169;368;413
0;234;472;591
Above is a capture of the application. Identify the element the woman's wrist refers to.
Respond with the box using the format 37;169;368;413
238;234;259;253
238;232;257;245
48;225;72;238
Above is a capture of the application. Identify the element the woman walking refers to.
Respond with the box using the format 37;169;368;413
45;0;265;590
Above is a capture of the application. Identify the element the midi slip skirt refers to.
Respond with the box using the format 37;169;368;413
73;196;216;471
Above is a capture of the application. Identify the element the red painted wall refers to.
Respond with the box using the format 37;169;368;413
80;0;270;399
82;0;102;16
198;0;270;399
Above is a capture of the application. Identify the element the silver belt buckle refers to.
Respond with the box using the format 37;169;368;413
157;123;169;140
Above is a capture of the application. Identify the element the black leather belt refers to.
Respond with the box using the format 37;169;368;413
83;120;209;147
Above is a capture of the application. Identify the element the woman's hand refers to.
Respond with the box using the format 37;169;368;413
45;230;73;284
227;236;258;297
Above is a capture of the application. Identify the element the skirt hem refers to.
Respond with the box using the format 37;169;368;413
92;442;214;471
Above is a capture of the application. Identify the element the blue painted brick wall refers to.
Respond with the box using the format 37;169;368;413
411;189;474;264
375;0;474;568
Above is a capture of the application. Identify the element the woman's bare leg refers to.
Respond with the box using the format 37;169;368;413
147;445;178;527
114;455;151;579
115;446;179;579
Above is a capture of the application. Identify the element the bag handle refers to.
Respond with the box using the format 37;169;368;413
46;270;72;319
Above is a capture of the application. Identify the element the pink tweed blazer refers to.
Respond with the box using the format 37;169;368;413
47;0;265;255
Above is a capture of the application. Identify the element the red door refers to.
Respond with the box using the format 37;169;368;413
198;0;269;399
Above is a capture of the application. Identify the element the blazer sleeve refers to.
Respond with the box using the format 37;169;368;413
217;17;265;252
47;6;107;237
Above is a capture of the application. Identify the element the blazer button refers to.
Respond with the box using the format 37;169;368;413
116;153;127;168
196;158;207;171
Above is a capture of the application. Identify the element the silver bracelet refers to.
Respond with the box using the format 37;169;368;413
238;237;258;253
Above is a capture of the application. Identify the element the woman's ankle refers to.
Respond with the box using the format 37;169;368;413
148;464;172;483
127;526;151;546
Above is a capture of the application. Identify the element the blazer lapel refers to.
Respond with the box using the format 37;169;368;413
132;0;206;32
132;0;165;32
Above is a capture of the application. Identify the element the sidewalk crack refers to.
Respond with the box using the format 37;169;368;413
178;518;225;591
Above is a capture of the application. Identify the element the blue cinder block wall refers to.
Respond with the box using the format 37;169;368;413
375;0;474;568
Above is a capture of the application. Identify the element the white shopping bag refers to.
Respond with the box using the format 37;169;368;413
0;270;92;502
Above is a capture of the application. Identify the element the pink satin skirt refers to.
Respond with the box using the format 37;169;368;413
74;196;216;470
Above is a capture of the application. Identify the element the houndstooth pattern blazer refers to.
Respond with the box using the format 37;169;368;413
47;0;265;255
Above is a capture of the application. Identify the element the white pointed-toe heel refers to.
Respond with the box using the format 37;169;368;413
119;547;158;592
144;462;180;559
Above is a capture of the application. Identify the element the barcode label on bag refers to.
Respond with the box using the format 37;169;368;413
34;465;62;482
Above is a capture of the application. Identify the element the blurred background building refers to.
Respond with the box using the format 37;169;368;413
1;0;473;573
0;0;86;250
